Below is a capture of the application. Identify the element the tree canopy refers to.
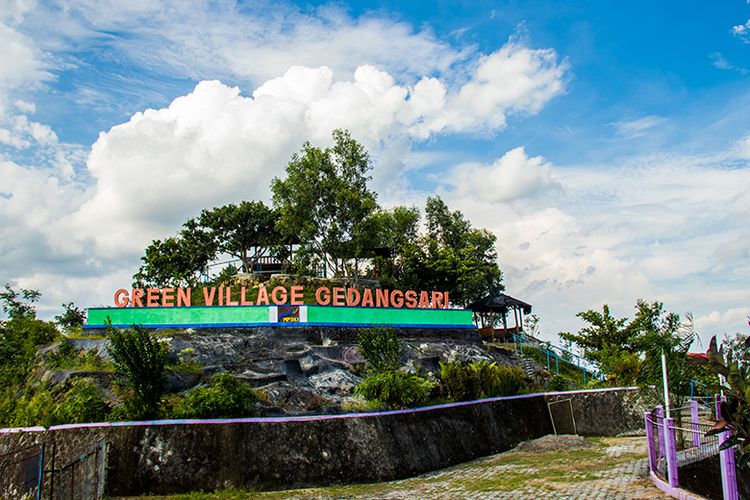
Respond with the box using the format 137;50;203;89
133;129;504;303
561;300;701;392
272;129;378;278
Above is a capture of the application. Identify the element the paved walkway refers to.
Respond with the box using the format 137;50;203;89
257;437;672;499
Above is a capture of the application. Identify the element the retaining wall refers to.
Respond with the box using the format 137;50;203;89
0;387;640;496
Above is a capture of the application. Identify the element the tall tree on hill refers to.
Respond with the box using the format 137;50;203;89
418;196;503;306
198;200;279;274
133;219;216;287
272;129;378;278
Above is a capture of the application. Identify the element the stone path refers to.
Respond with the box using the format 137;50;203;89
258;437;671;499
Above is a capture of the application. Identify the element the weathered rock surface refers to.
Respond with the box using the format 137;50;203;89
63;325;542;414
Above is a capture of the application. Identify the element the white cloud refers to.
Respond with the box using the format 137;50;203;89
438;147;750;345
709;52;749;75
695;308;749;336
19;1;467;85
444;147;559;203
59;43;566;258
0;113;57;148
0;20;50;90
439;43;568;132
0;39;568;315
612;115;667;139
732;19;750;43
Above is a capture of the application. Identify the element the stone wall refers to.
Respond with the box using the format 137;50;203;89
0;388;640;496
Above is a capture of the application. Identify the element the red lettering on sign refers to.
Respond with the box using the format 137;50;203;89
332;287;346;306
290;285;304;305
161;288;175;307
177;288;191;307
316;287;331;306
391;290;404;308
114;289;129;307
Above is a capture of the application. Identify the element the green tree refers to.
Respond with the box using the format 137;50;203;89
0;283;41;320
198;200;279;274
560;305;632;363
414;197;502;306
368;206;422;287
272;129;378;277
55;302;87;332
134;218;216;287
632;302;695;400
106;323;168;419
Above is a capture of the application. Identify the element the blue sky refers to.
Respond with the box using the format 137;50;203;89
1;0;748;345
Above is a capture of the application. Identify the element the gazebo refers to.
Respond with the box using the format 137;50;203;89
468;292;533;341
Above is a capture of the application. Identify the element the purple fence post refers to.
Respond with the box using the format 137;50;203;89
690;399;700;447
664;417;679;488
655;405;665;460
644;410;656;472
718;428;739;500
715;394;739;500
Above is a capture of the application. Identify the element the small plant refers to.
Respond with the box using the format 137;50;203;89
549;373;571;391
106;321;168;419
171;373;261;418
439;360;526;401
355;370;435;409
357;326;402;372
53;379;110;424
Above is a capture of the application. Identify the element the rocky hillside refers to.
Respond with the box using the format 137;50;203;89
53;326;540;415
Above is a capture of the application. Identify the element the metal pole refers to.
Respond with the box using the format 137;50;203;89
690;399;700;447
36;443;45;500
661;349;671;419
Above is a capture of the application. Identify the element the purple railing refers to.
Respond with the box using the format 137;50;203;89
644;396;739;500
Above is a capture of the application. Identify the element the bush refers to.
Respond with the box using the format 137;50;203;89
355;370;435;409
357;326;402;372
106;323;168;419
439;360;526;401
548;373;573;391
171;373;261;419
53;379;110;424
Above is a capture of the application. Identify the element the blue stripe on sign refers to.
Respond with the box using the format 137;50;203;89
83;322;477;330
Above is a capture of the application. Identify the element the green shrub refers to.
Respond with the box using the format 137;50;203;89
439;360;526;401
8;389;56;427
171;373;261;419
584;377;611;389
46;342;110;371
354;370;435;409
357;326;402;372
53;379;110;424
548;373;572;391
107;322;168;419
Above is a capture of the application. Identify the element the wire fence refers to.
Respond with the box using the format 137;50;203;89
645;398;740;499
0;438;107;500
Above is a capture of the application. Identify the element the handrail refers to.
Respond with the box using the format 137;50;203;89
512;333;604;382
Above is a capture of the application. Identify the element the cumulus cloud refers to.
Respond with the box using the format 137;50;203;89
443;147;559;203
0;20;51;91
437;148;750;344
44;42;565;258
0;38;568;315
